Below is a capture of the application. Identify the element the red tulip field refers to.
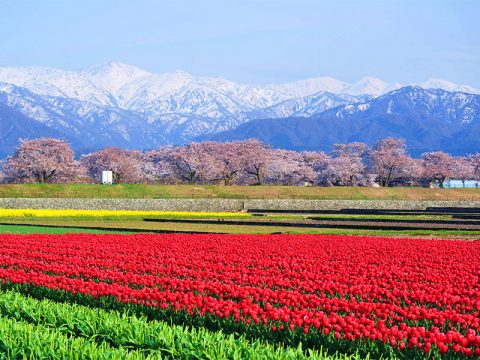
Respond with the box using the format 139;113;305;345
0;233;479;358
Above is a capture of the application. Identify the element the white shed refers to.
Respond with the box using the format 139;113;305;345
100;171;113;184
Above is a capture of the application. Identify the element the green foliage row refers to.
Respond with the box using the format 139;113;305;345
2;281;448;359
0;289;364;360
0;314;154;359
1;282;385;358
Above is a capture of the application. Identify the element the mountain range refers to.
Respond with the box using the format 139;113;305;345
208;86;480;156
0;62;479;157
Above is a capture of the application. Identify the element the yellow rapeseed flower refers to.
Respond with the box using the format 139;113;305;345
0;209;249;218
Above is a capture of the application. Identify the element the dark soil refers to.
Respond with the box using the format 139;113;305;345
144;218;480;231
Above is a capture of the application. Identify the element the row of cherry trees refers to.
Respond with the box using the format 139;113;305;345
1;137;479;187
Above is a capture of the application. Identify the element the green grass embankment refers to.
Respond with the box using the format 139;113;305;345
0;184;479;200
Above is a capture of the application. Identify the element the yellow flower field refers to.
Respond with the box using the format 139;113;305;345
0;209;250;218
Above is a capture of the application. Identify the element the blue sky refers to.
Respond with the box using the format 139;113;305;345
1;0;479;86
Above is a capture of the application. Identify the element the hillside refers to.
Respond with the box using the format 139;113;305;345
209;87;480;155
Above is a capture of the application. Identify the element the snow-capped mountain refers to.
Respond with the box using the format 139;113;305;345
271;76;403;97
1;62;478;114
331;86;480;125
81;62;151;98
260;92;371;118
419;79;480;95
0;82;165;155
209;86;480;156
0;66;116;106
0;62;479;157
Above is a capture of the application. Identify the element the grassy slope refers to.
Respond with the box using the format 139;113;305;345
0;184;479;200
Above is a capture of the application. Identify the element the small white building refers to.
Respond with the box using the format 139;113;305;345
100;171;113;184
444;179;480;188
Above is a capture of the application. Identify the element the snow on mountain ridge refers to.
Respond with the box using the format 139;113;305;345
1;62;480;144
329;86;480;125
0;66;116;106
81;62;151;96
419;78;480;94
346;77;402;96
1;62;478;113
115;70;194;108
270;77;349;98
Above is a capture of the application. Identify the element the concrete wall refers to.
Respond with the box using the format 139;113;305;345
0;198;479;211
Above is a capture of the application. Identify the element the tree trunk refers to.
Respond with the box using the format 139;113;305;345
380;177;386;187
257;172;264;185
35;169;55;183
385;167;394;187
439;177;446;188
246;164;265;185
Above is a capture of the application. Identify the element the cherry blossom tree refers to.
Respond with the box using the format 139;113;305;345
145;140;272;186
265;150;315;185
303;151;333;186
143;147;177;184
2;136;475;188
452;157;475;187
241;139;272;185
330;156;369;186
469;153;480;181
421;151;454;188
199;142;246;186
370;138;413;187
165;143;217;184
3;138;82;183
332;142;369;159
145;143;229;185
400;157;424;185
329;142;369;186
80;147;144;184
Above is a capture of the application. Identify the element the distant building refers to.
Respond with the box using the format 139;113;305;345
100;171;113;184
444;179;480;188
